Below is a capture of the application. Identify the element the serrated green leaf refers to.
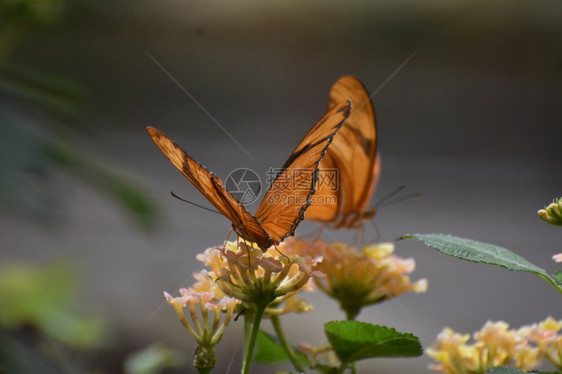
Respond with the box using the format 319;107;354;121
553;271;562;286
486;368;527;374
400;234;562;294
487;367;560;374
401;234;541;272
324;321;422;365
253;330;309;366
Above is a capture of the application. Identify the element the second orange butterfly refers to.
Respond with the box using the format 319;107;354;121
305;76;380;229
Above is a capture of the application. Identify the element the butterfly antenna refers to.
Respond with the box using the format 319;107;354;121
377;191;423;209
349;52;418;119
374;185;407;207
170;191;222;215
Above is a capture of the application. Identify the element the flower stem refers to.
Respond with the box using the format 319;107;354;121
345;313;357;374
336;361;349;374
241;304;267;374
344;304;360;321
243;309;253;359
271;315;305;372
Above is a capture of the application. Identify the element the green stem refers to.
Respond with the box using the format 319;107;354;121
336;360;349;374
346;312;357;373
345;308;359;321
241;304;267;374
271;315;305;372
243;309;253;359
330;305;358;372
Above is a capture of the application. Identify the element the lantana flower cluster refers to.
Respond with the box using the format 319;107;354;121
196;240;321;315
284;237;428;320
163;239;323;369
163;236;427;371
427;317;562;373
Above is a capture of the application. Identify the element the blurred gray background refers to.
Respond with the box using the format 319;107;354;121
1;0;561;372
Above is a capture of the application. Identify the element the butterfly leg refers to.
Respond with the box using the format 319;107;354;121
272;244;290;263
352;226;365;248
367;219;381;243
301;225;325;242
218;229;234;251
233;238;255;268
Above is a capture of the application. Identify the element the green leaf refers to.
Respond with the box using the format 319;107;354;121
45;139;158;228
487;368;528;374
553;271;562;286
0;261;106;348
0;65;86;119
253;330;309;366
487;367;560;374
0;113;53;219
324;321;422;365
0;119;156;227
124;343;186;374
400;234;562;294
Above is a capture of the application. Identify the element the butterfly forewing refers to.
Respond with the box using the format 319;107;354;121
207;178;271;248
256;99;352;242
305;76;379;228
146;127;265;240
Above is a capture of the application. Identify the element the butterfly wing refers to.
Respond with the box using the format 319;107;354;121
305;76;379;228
302;148;341;222
207;178;273;249
146;126;271;248
255;99;352;243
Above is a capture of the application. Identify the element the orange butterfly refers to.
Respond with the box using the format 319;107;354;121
146;99;351;250
305;76;380;228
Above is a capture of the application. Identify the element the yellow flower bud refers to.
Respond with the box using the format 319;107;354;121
538;198;562;226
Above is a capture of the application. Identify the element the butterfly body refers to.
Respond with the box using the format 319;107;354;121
331;208;376;229
305;76;380;229
147;99;351;251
